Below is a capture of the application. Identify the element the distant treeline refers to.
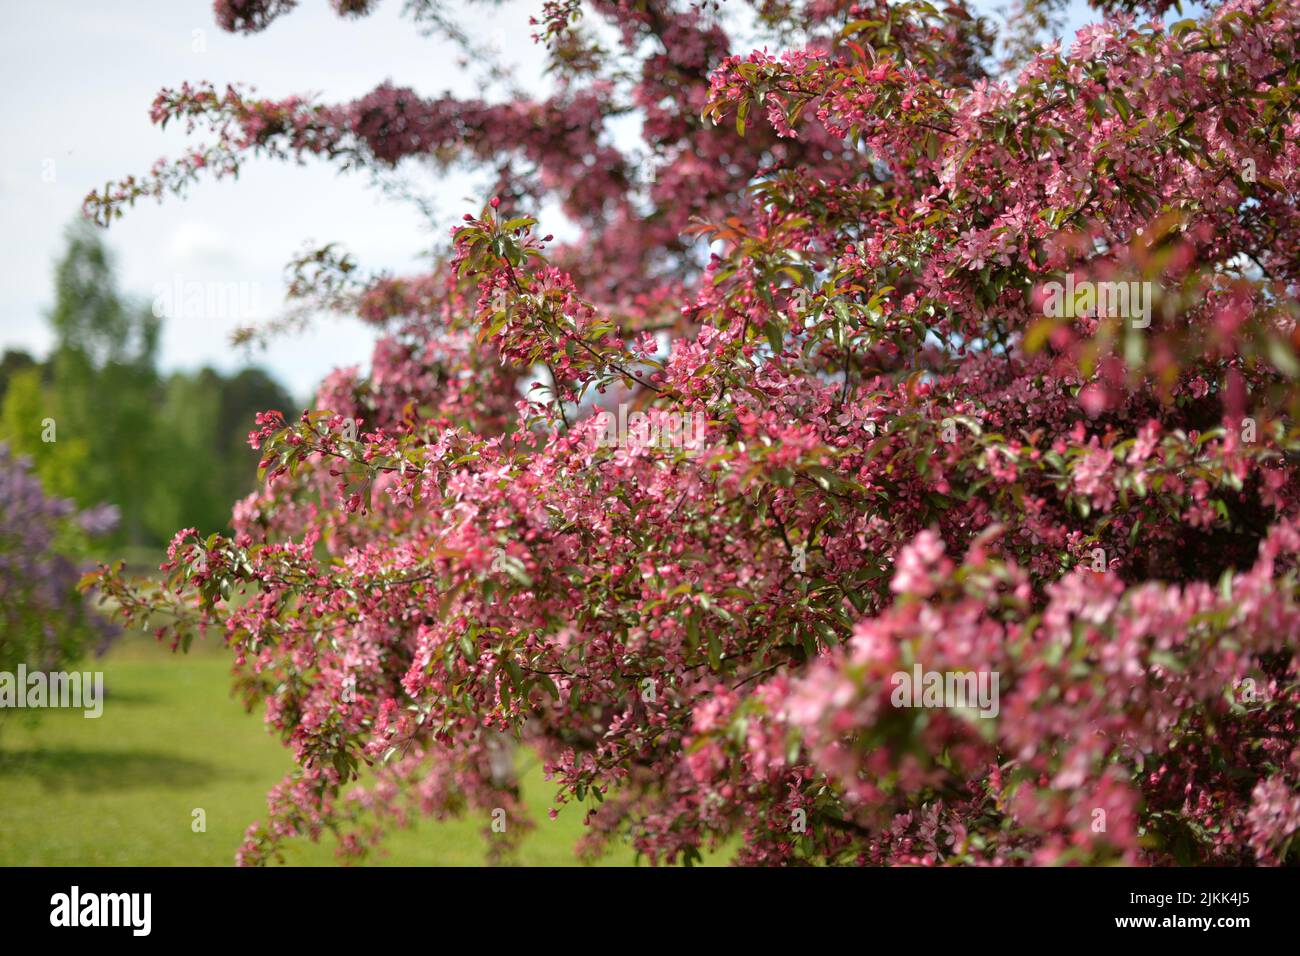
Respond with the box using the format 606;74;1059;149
0;224;295;551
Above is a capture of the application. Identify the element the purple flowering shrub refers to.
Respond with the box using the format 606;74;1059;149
0;443;119;686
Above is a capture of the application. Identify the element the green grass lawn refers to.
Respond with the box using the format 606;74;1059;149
0;633;653;866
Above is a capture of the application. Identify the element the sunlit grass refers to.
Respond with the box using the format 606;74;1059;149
0;633;660;866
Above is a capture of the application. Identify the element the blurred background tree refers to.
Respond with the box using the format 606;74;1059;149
0;223;294;556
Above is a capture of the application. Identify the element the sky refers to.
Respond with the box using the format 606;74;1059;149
0;0;548;401
0;0;1103;402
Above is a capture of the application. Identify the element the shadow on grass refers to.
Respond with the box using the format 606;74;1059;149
0;747;217;793
102;689;168;707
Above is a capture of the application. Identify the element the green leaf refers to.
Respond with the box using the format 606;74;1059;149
1267;336;1300;377
764;320;784;354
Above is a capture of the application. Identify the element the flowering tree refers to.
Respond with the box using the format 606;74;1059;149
87;0;1300;865
1;444;118;699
